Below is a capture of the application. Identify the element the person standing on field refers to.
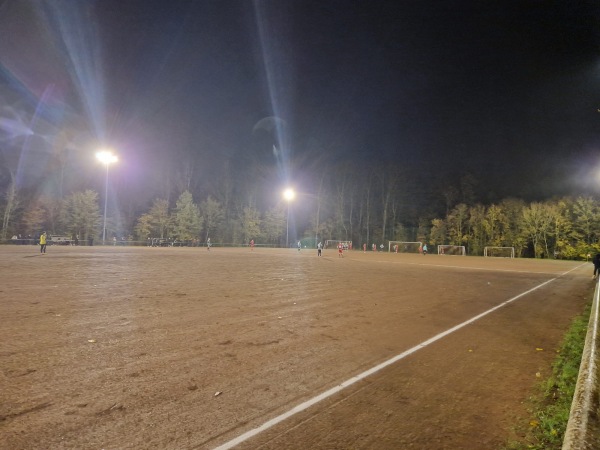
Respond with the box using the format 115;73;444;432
39;231;47;254
317;241;322;257
207;237;211;251
422;244;428;255
250;239;254;251
297;241;301;252
593;253;600;279
338;242;344;258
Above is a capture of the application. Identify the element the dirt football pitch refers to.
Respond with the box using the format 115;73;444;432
0;245;594;449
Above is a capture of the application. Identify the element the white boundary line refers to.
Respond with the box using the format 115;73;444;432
214;264;586;450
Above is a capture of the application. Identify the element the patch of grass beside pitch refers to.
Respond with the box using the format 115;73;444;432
505;301;591;450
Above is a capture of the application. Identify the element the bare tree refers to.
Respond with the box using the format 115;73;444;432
1;172;19;240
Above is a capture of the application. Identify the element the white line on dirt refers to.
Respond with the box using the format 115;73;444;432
213;264;586;450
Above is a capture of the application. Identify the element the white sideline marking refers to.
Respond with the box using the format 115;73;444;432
214;264;585;450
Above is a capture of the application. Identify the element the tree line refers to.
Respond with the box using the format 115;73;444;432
2;159;600;259
429;197;600;259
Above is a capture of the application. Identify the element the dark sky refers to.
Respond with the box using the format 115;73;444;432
1;0;599;202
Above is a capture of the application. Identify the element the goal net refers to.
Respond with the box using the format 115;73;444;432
484;246;515;258
437;245;466;256
388;241;423;253
325;240;352;250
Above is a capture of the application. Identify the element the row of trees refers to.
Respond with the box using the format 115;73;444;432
132;192;286;246
3;190;102;242
4;170;600;259
429;197;600;258
1;187;288;246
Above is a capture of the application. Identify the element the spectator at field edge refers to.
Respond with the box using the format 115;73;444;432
593;253;600;279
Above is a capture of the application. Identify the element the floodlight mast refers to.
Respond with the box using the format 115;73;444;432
96;150;118;245
283;188;295;248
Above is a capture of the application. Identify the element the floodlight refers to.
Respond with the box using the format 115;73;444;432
96;150;118;165
283;188;296;202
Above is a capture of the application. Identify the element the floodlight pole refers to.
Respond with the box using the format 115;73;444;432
286;203;290;248
283;188;295;249
102;163;109;245
96;150;118;245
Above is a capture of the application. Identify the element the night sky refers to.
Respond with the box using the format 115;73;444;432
0;0;599;204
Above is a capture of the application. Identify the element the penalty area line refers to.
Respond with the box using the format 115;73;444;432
213;275;566;450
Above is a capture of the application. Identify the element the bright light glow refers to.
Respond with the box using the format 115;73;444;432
283;188;295;202
96;150;118;165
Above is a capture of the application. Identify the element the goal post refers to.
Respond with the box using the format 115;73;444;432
484;246;515;258
437;245;466;256
388;241;423;253
325;240;352;250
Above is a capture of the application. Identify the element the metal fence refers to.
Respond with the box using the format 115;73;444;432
563;279;600;449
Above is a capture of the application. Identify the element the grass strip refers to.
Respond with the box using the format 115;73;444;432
505;301;591;450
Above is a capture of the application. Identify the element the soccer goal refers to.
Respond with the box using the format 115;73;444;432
388;241;423;253
325;240;352;250
437;245;467;256
484;246;515;258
